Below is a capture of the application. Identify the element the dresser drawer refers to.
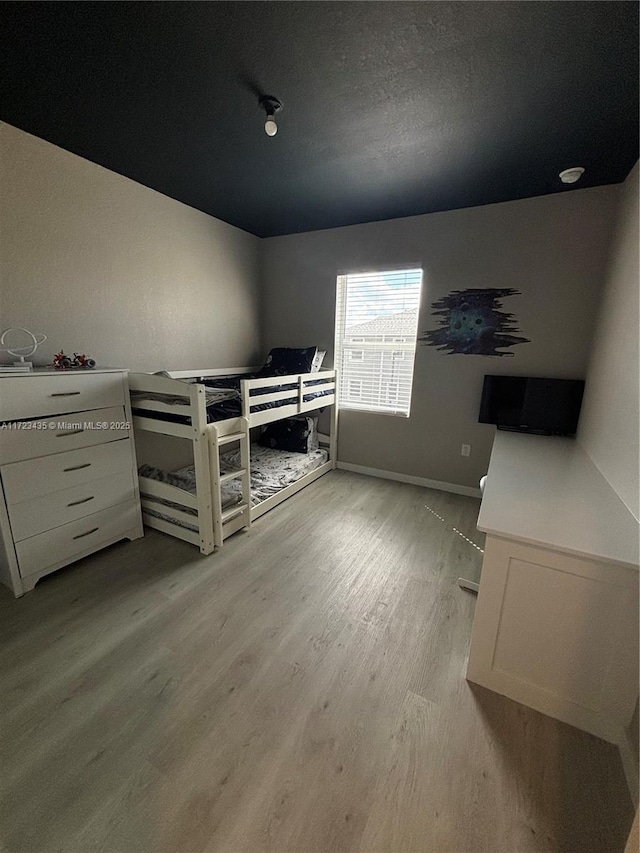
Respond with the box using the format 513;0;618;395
1;439;133;504
7;470;136;541
0;406;128;464
0;372;126;422
15;500;140;579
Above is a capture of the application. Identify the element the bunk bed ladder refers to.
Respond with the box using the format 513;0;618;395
192;384;216;555
210;417;251;547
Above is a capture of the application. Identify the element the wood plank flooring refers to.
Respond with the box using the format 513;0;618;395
0;470;634;853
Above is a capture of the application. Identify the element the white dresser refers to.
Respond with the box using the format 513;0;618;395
0;368;144;596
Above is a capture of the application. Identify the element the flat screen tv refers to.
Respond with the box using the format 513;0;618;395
479;375;585;436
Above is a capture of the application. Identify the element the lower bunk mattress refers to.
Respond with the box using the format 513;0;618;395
139;444;329;532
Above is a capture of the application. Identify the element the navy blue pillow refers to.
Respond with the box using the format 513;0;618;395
259;417;313;454
257;347;317;378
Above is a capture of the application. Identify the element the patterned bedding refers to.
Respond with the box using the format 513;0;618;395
140;444;329;532
131;376;333;424
220;444;328;506
131;387;238;408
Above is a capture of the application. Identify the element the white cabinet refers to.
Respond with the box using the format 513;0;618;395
466;432;639;745
0;369;144;596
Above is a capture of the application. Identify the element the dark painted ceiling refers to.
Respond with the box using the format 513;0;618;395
1;2;638;237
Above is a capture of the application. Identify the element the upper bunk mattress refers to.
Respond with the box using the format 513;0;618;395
131;377;332;425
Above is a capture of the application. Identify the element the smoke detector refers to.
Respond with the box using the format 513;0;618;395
559;167;585;184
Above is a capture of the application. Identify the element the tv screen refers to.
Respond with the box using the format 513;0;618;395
479;375;585;435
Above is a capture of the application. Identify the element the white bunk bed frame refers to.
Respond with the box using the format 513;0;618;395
128;367;338;555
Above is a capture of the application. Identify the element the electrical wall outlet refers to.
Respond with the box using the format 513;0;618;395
461;444;471;457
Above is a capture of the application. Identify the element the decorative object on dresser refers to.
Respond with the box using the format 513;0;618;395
0;368;144;596
0;327;47;371
51;350;97;369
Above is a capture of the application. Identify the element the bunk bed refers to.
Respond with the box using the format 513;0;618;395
128;366;338;555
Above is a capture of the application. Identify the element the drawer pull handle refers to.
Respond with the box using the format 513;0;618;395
63;463;92;472
56;429;84;437
67;496;95;507
50;392;82;397
72;527;99;540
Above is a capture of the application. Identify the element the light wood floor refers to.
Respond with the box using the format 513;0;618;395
0;471;633;853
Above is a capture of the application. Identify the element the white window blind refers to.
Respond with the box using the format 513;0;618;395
334;268;423;416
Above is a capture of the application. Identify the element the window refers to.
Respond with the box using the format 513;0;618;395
335;268;423;416
349;379;363;399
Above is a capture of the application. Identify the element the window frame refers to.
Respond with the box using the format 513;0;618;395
334;267;423;417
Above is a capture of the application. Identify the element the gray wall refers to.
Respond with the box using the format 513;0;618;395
578;162;639;521
0;122;262;372
261;186;619;489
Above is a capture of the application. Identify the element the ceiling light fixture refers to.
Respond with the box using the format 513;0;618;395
559;167;585;184
259;95;282;137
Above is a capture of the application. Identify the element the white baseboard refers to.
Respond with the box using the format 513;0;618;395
336;461;482;499
619;731;639;803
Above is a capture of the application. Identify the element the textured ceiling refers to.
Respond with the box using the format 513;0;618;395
1;2;638;237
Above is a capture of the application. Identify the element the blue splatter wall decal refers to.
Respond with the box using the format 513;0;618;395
419;287;530;356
